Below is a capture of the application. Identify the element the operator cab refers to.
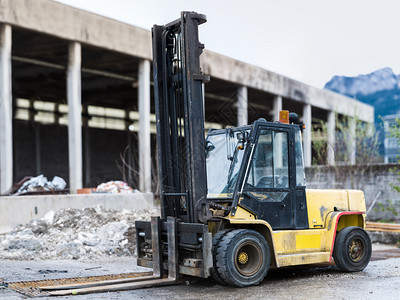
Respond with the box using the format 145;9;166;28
206;111;309;230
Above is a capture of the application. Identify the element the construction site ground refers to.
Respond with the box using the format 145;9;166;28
1;243;399;300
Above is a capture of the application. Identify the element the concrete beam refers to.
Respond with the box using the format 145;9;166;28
0;24;12;194
327;110;335;165
138;60;151;192
67;42;82;193
272;95;282;122
237;86;248;126
0;0;151;60
303;104;312;167
201;50;374;123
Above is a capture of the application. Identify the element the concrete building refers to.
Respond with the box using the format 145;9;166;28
0;0;374;194
383;114;400;163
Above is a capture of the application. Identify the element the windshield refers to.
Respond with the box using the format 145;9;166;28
206;131;247;198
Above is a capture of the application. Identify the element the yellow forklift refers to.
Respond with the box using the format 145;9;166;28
40;12;371;295
135;11;371;287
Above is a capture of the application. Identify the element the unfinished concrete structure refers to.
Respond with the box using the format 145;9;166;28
0;0;374;194
383;113;400;163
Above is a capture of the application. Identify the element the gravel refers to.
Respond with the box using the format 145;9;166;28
0;205;159;260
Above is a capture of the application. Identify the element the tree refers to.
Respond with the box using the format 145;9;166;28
312;115;381;166
310;115;382;191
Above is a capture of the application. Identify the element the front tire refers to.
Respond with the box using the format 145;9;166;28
333;226;372;272
213;229;270;287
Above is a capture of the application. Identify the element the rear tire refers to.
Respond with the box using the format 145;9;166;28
333;226;372;272
213;229;270;287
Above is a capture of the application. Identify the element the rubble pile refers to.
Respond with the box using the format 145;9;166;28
95;181;137;194
0;205;158;260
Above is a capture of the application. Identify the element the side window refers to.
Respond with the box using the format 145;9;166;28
294;129;306;186
246;129;289;189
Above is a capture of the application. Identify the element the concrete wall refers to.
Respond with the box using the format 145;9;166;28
0;192;154;233
306;164;400;222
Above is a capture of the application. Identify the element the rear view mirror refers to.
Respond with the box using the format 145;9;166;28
236;131;247;150
205;141;215;158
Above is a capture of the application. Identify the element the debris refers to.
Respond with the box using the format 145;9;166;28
95;181;136;194
366;221;400;233
11;175;67;196
77;188;95;194
0;205;158;260
38;270;68;274
84;266;102;271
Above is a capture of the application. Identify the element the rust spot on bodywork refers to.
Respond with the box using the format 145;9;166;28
327;212;339;231
319;206;329;221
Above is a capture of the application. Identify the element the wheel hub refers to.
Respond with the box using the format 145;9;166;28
234;241;263;276
238;251;249;264
348;239;364;262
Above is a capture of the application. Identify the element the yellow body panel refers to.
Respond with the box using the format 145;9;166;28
277;252;331;267
230;206;256;220
273;229;325;254
306;189;366;228
347;190;366;212
296;234;321;249
306;189;348;228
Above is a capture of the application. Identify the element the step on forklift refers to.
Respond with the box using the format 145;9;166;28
39;11;371;295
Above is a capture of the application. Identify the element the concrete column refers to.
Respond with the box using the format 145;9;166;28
125;109;133;185
237;86;248;126
348;117;356;165
302;104;312;167
138;59;151;192
82;105;90;187
327;110;335;165
67;42;82;193
34;125;41;175
272;95;282;122
0;24;12;194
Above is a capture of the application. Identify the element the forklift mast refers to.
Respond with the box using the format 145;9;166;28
152;11;210;224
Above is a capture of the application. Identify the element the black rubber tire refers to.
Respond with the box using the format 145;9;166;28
210;229;233;285
213;229;270;287
333;226;372;272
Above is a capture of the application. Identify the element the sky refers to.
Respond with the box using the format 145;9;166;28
55;0;400;89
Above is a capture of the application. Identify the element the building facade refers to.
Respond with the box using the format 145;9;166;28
0;0;374;194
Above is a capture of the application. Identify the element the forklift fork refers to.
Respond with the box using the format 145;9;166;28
39;217;179;296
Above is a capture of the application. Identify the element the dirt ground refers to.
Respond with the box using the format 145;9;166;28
1;243;399;300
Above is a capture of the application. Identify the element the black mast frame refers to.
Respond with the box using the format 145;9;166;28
152;12;210;224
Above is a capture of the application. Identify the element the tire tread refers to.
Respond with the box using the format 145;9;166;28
210;229;233;285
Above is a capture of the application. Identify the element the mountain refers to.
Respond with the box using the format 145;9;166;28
324;67;398;97
324;67;400;119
